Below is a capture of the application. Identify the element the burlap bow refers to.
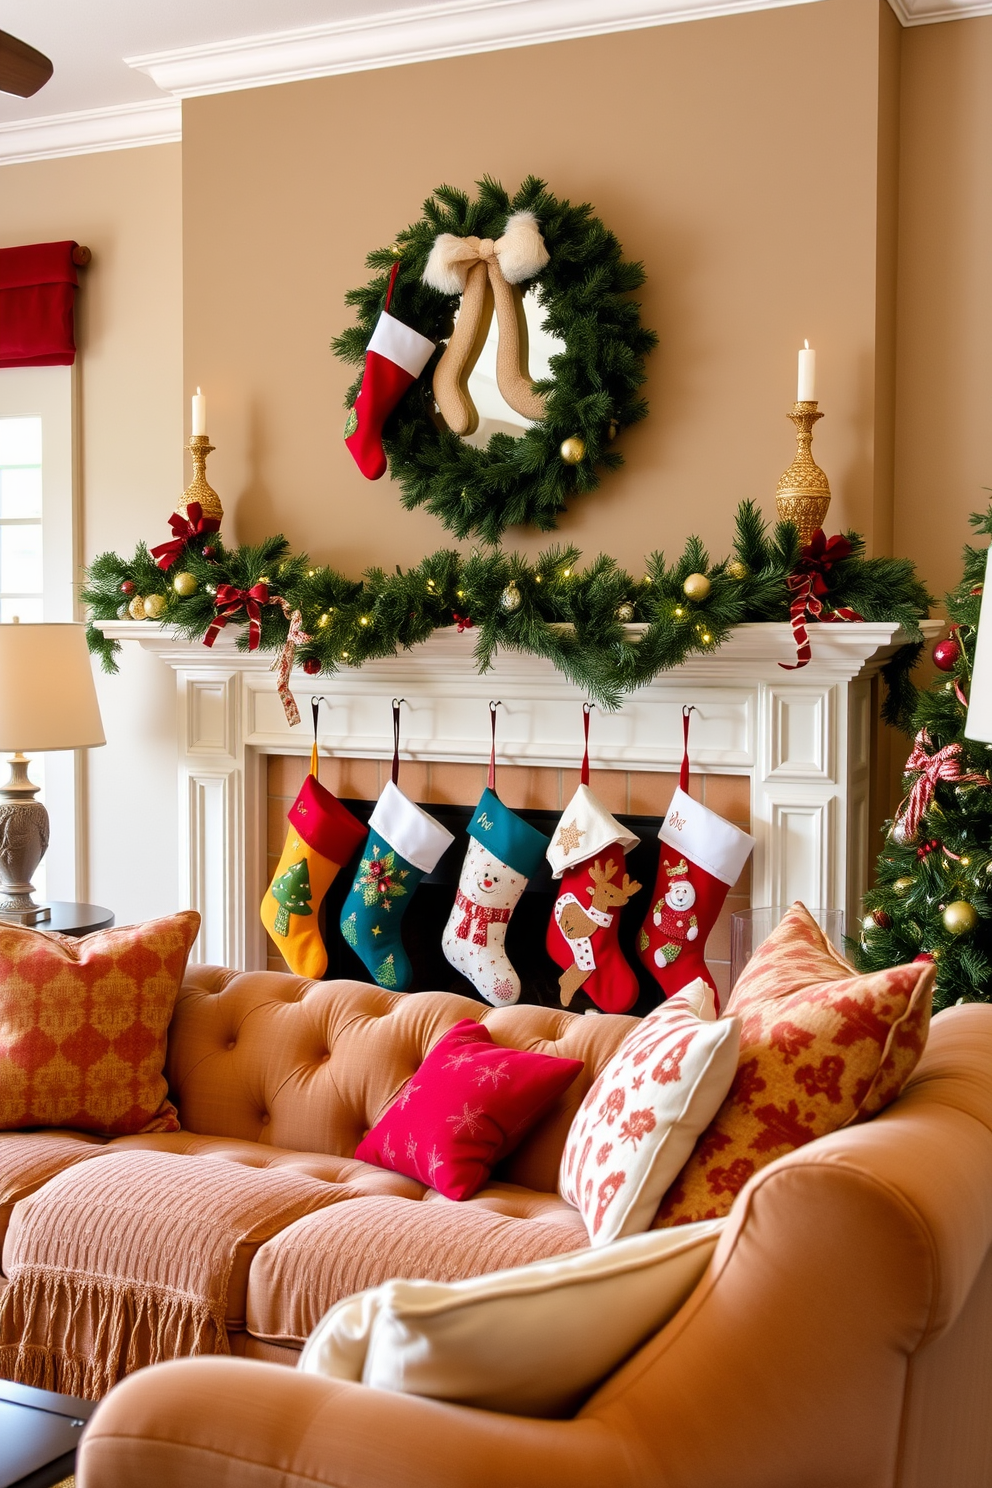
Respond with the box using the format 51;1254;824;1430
423;210;550;436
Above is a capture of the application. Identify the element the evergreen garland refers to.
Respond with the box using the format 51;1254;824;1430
82;501;932;715
856;505;992;1010
333;176;658;544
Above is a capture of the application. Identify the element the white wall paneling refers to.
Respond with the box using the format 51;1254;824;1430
99;619;941;969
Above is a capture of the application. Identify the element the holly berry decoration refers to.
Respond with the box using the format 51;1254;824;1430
120;580;135;595
303;658;321;676
933;637;961;672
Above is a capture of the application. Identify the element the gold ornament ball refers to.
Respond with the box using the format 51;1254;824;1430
501;582;523;614
726;560;748;581
943;900;978;936
616;601;636;623
143;593;167;620
559;436;586;465
893;876;915;897
173;571;198;597
683;573;712;602
128;595;147;620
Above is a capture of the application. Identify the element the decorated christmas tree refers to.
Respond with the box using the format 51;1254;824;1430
270;858;313;936
856;506;992;1010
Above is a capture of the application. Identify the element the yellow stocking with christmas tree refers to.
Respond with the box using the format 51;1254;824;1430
261;742;366;978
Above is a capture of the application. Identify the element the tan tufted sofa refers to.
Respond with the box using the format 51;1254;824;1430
0;964;635;1383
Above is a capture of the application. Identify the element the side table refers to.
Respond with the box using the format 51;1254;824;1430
0;1379;95;1488
34;903;114;937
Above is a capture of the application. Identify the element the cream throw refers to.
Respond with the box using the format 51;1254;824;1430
0;1150;339;1398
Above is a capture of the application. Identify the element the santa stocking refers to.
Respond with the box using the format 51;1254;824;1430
637;707;754;1006
441;712;549;1006
545;709;644;1013
260;740;366;980
344;262;435;480
340;705;453;990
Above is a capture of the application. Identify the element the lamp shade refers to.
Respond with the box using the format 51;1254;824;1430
0;622;105;752
966;548;992;744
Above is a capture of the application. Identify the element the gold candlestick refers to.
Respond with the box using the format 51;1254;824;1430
775;400;830;547
177;433;223;522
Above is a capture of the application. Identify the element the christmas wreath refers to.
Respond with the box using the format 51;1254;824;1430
83;502;931;720
333;176;658;544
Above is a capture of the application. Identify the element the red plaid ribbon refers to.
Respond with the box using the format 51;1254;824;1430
203;582;269;650
454;887;510;946
269;601;311;727
150;503;221;571
780;530;863;671
899;729;988;840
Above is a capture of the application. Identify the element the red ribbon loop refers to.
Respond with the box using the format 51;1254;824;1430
780;530;863;671
150;502;221;571
900;729;988;840
203;581;270;650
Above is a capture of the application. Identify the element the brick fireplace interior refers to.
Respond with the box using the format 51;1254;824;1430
266;755;751;1010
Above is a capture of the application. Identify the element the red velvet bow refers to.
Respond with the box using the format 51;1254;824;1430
150;503;221;571
899;730;988;840
780;529;863;671
203;582;269;650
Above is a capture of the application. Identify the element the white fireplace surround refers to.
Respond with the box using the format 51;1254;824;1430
99;619;940;971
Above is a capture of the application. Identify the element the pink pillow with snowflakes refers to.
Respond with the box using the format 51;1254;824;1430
559;981;741;1246
356;1019;584;1201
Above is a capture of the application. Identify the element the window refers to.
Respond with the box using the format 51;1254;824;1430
0;415;44;623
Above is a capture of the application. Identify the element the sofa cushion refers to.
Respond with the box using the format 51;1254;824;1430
246;1191;589;1349
657;902;935;1226
298;1218;725;1418
0;1149;347;1397
0;911;200;1136
559;980;740;1245
0;1131;106;1262
167;967;634;1192
356;1020;583;1200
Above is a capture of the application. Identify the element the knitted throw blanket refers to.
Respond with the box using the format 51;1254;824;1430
0;1149;338;1398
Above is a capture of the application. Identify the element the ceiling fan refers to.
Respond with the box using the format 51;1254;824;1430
0;27;53;97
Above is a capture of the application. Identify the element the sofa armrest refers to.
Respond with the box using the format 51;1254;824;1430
76;1356;627;1488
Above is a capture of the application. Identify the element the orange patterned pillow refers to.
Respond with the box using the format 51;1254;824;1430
0;910;199;1136
656;902;934;1226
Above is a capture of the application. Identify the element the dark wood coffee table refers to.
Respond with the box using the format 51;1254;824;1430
0;1380;95;1488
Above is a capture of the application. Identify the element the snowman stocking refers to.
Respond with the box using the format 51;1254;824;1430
637;708;754;1005
442;752;549;1007
261;740;367;980
344;262;435;480
545;710;644;1013
340;705;453;990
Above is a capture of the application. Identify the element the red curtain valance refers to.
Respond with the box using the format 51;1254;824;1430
0;240;79;369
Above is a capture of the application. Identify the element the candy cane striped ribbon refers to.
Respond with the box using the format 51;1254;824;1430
779;573;863;671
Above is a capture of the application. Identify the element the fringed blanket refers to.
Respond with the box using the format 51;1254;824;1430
0;1149;339;1398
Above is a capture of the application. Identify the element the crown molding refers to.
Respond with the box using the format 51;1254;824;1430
0;98;181;167
125;0;824;98
886;0;992;23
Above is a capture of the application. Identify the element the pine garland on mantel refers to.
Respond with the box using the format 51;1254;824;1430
82;502;932;718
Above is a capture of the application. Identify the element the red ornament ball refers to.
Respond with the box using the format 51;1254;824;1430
871;909;892;929
302;657;321;676
933;637;961;672
121;580;135;595
202;545;216;558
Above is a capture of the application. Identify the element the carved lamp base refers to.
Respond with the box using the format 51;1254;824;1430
0;754;50;924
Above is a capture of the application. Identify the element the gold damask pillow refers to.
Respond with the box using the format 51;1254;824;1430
656;902;933;1226
0;911;199;1135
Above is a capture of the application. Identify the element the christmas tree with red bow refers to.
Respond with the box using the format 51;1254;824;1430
857;505;992;1010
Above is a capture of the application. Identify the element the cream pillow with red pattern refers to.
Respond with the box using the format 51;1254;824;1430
656;901;934;1227
558;980;741;1246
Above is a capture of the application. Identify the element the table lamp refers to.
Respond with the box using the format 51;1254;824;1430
0;621;105;924
966;549;992;745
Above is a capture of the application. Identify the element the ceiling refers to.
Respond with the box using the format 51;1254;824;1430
0;0;981;164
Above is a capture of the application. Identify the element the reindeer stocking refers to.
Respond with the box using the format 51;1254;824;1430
637;708;755;1007
545;710;643;1013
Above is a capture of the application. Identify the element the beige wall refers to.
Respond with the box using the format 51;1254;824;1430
182;0;896;575
895;15;992;603
0;144;183;925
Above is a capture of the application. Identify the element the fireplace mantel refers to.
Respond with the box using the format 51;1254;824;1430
98;619;941;971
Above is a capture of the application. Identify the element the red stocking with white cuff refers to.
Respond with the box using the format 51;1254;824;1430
343;262;435;480
637;707;754;1007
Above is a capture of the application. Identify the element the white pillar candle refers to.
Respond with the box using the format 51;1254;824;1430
191;387;207;436
797;341;816;402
